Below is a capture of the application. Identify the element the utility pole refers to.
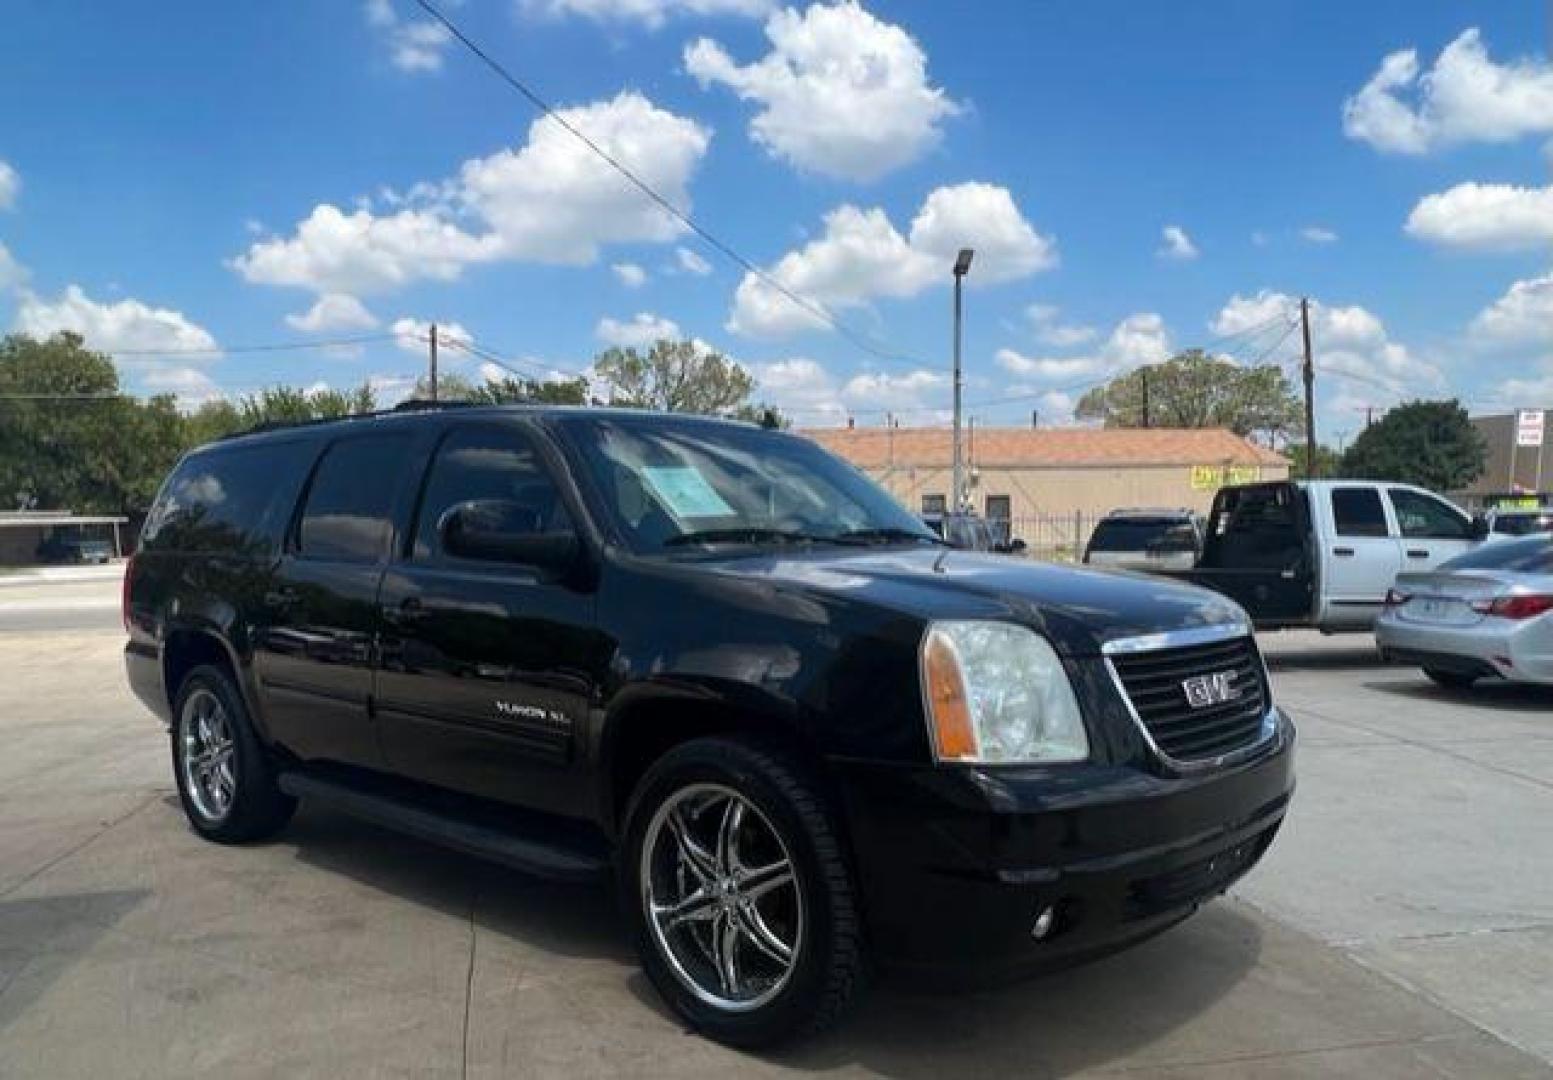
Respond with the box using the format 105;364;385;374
1140;367;1151;428
1300;297;1316;479
951;249;974;513
429;323;440;402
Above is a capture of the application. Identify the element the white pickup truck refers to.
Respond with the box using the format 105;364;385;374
1160;479;1488;631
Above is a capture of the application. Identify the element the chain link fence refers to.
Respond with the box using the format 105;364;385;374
1001;511;1101;563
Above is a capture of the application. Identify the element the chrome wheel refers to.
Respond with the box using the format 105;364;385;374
180;688;236;823
640;783;803;1013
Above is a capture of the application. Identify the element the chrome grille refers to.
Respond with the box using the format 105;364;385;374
1109;635;1269;763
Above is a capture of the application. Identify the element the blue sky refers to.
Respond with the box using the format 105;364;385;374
0;0;1548;447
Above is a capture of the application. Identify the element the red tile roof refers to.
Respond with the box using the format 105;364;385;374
803;426;1289;469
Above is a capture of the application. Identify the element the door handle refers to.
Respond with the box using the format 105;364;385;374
1406;549;1430;559
1332;547;1355;558
264;588;299;608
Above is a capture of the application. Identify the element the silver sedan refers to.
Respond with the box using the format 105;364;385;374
1376;536;1553;689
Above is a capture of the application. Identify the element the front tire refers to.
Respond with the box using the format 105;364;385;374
171;665;296;843
1424;667;1477;690
621;737;867;1047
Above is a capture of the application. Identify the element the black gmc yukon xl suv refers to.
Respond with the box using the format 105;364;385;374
125;405;1294;1046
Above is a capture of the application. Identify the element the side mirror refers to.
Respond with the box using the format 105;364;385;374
439;499;579;572
1469;514;1490;541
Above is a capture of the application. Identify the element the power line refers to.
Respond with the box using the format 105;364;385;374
408;0;932;368
106;332;398;357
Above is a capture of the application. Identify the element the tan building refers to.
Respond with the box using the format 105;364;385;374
1462;412;1551;507
805;426;1290;555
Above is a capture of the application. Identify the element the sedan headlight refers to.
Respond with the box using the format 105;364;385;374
920;621;1089;764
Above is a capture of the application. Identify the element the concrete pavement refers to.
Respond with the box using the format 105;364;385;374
0;625;1549;1077
0;577;122;633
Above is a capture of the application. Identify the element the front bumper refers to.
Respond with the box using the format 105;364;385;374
835;708;1295;983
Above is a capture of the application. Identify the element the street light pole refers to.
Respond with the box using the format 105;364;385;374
952;248;974;513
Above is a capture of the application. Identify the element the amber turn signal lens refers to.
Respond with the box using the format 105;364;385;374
922;629;978;761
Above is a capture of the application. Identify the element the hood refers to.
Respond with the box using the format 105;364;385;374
694;547;1249;656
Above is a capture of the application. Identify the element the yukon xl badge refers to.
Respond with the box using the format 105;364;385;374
1182;670;1240;709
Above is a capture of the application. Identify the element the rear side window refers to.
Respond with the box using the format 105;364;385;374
1089;519;1197;552
1495;512;1553;536
413;426;572;560
141;441;312;555
297;435;415;562
1331;488;1389;537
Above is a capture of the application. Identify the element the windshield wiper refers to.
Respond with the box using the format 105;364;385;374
663;527;833;548
833;527;948;546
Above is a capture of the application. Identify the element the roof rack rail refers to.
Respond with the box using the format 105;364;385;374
216;398;488;441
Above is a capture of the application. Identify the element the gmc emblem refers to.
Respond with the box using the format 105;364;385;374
1182;670;1240;708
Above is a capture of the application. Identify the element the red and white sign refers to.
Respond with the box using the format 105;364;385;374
1516;409;1545;448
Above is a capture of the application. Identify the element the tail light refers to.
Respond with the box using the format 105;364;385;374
1384;588;1409;607
121;554;136;632
1470;594;1553;620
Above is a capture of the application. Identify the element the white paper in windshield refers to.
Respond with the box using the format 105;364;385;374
640;465;734;518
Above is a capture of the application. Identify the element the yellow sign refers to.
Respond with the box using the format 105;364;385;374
1190;465;1261;491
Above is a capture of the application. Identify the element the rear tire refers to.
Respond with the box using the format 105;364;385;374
171;665;296;843
621;737;867;1048
1424;667;1477;690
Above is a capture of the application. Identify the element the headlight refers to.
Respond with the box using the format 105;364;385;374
920;621;1089;764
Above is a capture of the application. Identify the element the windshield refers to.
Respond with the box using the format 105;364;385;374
1442;536;1553;573
554;414;939;553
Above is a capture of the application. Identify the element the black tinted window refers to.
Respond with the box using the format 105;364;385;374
1089;519;1198;552
414;426;572;559
1495;513;1553;536
1442;537;1553;573
1331;488;1388;537
142;441;312;555
1389;488;1470;540
297;436;414;562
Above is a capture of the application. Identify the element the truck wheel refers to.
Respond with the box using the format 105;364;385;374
171;665;296;843
621;737;867;1047
1423;668;1477;690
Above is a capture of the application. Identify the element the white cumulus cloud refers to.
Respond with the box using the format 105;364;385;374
685;1;959;182
996;312;1171;383
364;0;453;73
524;0;772;27
13;285;218;356
612;262;648;288
729;182;1055;338
1343;28;1553;154
677;246;713;275
0;241;26;290
1157;225;1199;261
1405;182;1553;252
1300;226;1339;245
391;317;472;355
1024;303;1097;348
1213;290;1440;397
1470;272;1553;345
0;160;18;211
596;311;682;348
285;293;380;333
233;92;710;296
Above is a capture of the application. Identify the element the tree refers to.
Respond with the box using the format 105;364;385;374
1075;350;1303;441
593;338;756;415
0;332;185;514
183;382;378;444
1341;400;1485;491
1282;442;1344;479
466;374;589;405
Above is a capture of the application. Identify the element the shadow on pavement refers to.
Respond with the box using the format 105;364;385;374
1362;676;1553;712
1263;645;1384;672
284;805;632;963
0;889;149;1034
280;804;1259;1076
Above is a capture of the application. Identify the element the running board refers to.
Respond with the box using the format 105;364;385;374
278;772;610;884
